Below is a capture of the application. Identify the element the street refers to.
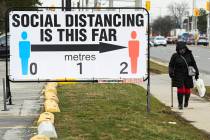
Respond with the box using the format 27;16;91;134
151;45;210;74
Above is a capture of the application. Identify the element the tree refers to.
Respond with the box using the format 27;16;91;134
152;16;176;36
197;8;207;34
167;2;189;28
0;0;41;33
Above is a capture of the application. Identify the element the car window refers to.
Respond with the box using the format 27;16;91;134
0;35;10;46
199;37;207;40
156;37;165;40
0;36;6;45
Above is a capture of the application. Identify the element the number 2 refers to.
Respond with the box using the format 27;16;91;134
120;62;128;74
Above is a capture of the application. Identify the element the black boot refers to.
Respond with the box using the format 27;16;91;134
184;94;190;108
177;94;183;110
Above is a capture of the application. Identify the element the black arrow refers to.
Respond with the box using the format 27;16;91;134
31;42;127;53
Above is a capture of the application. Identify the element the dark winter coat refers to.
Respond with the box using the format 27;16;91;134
168;43;199;88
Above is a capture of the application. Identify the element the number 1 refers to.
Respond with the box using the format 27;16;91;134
77;63;82;74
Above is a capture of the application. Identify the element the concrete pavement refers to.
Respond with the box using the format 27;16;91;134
140;74;210;134
0;61;44;140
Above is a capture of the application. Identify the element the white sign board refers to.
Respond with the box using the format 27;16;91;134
9;10;148;81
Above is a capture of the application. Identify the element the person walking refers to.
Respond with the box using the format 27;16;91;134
169;42;199;109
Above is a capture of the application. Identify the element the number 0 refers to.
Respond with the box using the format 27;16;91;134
30;63;37;75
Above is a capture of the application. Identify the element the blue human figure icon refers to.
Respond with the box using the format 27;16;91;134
19;32;31;75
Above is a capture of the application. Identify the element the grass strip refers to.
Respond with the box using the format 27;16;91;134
150;61;168;74
54;83;210;140
193;86;210;100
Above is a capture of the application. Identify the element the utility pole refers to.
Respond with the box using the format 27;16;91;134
77;1;80;11
207;0;210;46
94;0;98;7
66;0;71;11
109;0;113;7
86;0;89;7
82;0;84;11
135;0;142;7
192;0;197;32
62;0;65;11
192;0;199;45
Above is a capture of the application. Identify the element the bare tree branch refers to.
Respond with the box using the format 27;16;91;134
167;1;189;28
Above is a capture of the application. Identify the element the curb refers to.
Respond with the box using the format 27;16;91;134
30;82;60;140
150;58;168;67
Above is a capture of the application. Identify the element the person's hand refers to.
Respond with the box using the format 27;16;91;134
195;75;199;80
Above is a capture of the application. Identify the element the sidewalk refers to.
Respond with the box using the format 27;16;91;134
140;74;210;134
0;60;44;140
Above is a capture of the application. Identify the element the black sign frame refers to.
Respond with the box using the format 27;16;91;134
5;7;151;112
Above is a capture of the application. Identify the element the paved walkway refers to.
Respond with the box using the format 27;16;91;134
0;83;44;140
0;61;44;140
140;74;210;134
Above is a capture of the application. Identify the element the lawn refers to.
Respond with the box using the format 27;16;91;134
193;86;210;100
206;86;210;98
54;83;210;140
150;61;168;74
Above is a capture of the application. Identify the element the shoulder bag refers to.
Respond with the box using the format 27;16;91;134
180;55;196;76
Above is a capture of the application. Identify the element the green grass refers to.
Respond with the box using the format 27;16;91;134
206;86;210;97
193;86;210;100
150;61;168;74
54;83;210;140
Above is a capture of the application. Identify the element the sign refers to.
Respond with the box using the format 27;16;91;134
207;1;210;11
9;9;148;81
193;8;199;17
145;0;151;11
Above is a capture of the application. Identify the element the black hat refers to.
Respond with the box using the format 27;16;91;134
176;41;187;52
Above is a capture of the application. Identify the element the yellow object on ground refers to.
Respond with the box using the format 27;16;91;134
45;93;59;103
46;82;58;88
37;112;55;125
38;121;57;138
44;100;60;113
45;91;57;98
45;88;57;95
30;135;50;140
57;78;78;85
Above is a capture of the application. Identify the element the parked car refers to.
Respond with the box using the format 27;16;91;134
149;41;154;47
197;37;209;46
181;33;189;43
167;36;177;44
153;36;167;46
177;35;184;42
149;37;154;47
0;34;10;58
178;33;195;45
186;34;195;45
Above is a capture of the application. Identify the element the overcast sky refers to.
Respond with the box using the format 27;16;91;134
41;0;206;19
